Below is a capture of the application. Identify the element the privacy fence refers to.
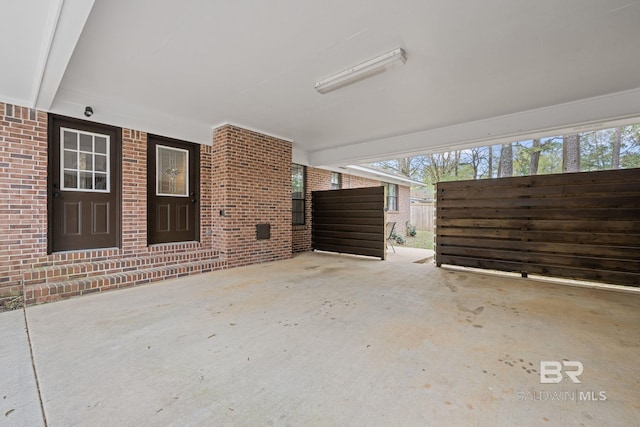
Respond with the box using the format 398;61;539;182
435;168;640;287
312;186;386;260
410;202;435;231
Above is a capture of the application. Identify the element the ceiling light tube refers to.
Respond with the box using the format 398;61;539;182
315;48;407;94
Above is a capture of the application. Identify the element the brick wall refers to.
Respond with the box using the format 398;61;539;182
292;167;333;253
212;125;292;268
341;174;382;189
0;103;262;311
0;104;48;300
121;129;148;253
386;185;410;236
0;100;407;306
292;167;415;254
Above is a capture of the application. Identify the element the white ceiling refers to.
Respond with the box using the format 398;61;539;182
3;0;640;166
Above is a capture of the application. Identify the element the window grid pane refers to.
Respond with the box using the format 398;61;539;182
60;128;110;193
292;164;305;225
385;183;398;211
331;172;341;190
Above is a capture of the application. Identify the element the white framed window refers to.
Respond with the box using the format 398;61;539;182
61;128;110;192
292;164;305;225
384;183;398;211
156;145;189;197
331;172;341;190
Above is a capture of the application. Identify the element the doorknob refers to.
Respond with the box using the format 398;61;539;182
53;192;61;198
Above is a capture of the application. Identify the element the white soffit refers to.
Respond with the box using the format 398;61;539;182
0;0;95;109
0;0;55;106
310;87;640;166
35;0;96;110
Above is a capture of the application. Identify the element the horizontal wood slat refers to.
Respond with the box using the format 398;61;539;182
436;168;640;287
436;219;640;233
438;195;639;209
312;187;386;260
312;230;383;242
313;224;384;234
437;236;638;260
311;244;385;259
313;217;384;226
438;208;640;220
438;181;640;200
438;168;640;191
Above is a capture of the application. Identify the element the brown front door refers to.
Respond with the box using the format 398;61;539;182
147;136;199;244
49;115;121;252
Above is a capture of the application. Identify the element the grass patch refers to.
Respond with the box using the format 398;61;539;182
402;229;434;250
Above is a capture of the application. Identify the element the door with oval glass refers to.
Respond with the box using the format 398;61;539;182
147;136;199;244
49;115;121;253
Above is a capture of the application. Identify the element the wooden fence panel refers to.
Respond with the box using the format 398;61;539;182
410;203;435;230
435;168;640;287
312;186;386;259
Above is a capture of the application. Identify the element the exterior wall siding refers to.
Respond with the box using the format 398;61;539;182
212;125;292;268
292;167;411;254
0;100;409;306
0;104;48;301
386;185;410;236
0;103;292;307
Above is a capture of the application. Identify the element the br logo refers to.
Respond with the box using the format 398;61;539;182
540;361;583;384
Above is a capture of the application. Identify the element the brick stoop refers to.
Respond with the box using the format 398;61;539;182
22;251;227;305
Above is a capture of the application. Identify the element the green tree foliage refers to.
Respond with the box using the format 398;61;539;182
367;124;640;186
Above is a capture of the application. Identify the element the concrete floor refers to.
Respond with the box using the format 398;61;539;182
2;248;639;426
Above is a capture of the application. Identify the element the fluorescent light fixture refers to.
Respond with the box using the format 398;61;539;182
315;48;407;94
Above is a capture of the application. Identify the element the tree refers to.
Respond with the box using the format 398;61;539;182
369;157;423;179
498;143;513;177
488;145;494;178
529;138;541;175
612;127;622;169
621;124;640;168
562;133;580;172
464;147;489;179
366;124;640;186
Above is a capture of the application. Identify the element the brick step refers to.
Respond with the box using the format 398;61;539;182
23;259;226;305
23;250;222;287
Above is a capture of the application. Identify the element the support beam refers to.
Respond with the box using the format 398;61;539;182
34;0;96;110
309;88;640;166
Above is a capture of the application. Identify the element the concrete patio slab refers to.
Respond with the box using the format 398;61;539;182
0;310;44;427
20;252;640;426
385;246;435;264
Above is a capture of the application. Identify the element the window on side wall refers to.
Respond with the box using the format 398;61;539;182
331;172;341;190
385;183;398;211
292;164;305;225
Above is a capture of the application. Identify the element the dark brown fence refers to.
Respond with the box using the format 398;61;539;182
312;186;386;259
435;168;640;287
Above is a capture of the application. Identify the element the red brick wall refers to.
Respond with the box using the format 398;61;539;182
212;125;292;267
0;100;408;305
342;174;381;189
386;185;410;236
0;105;292;305
291;167;412;254
0;104;48;298
292;167;332;253
0;103;234;305
121;129;148;253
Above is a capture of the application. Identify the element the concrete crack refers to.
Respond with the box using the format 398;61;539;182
22;304;48;427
